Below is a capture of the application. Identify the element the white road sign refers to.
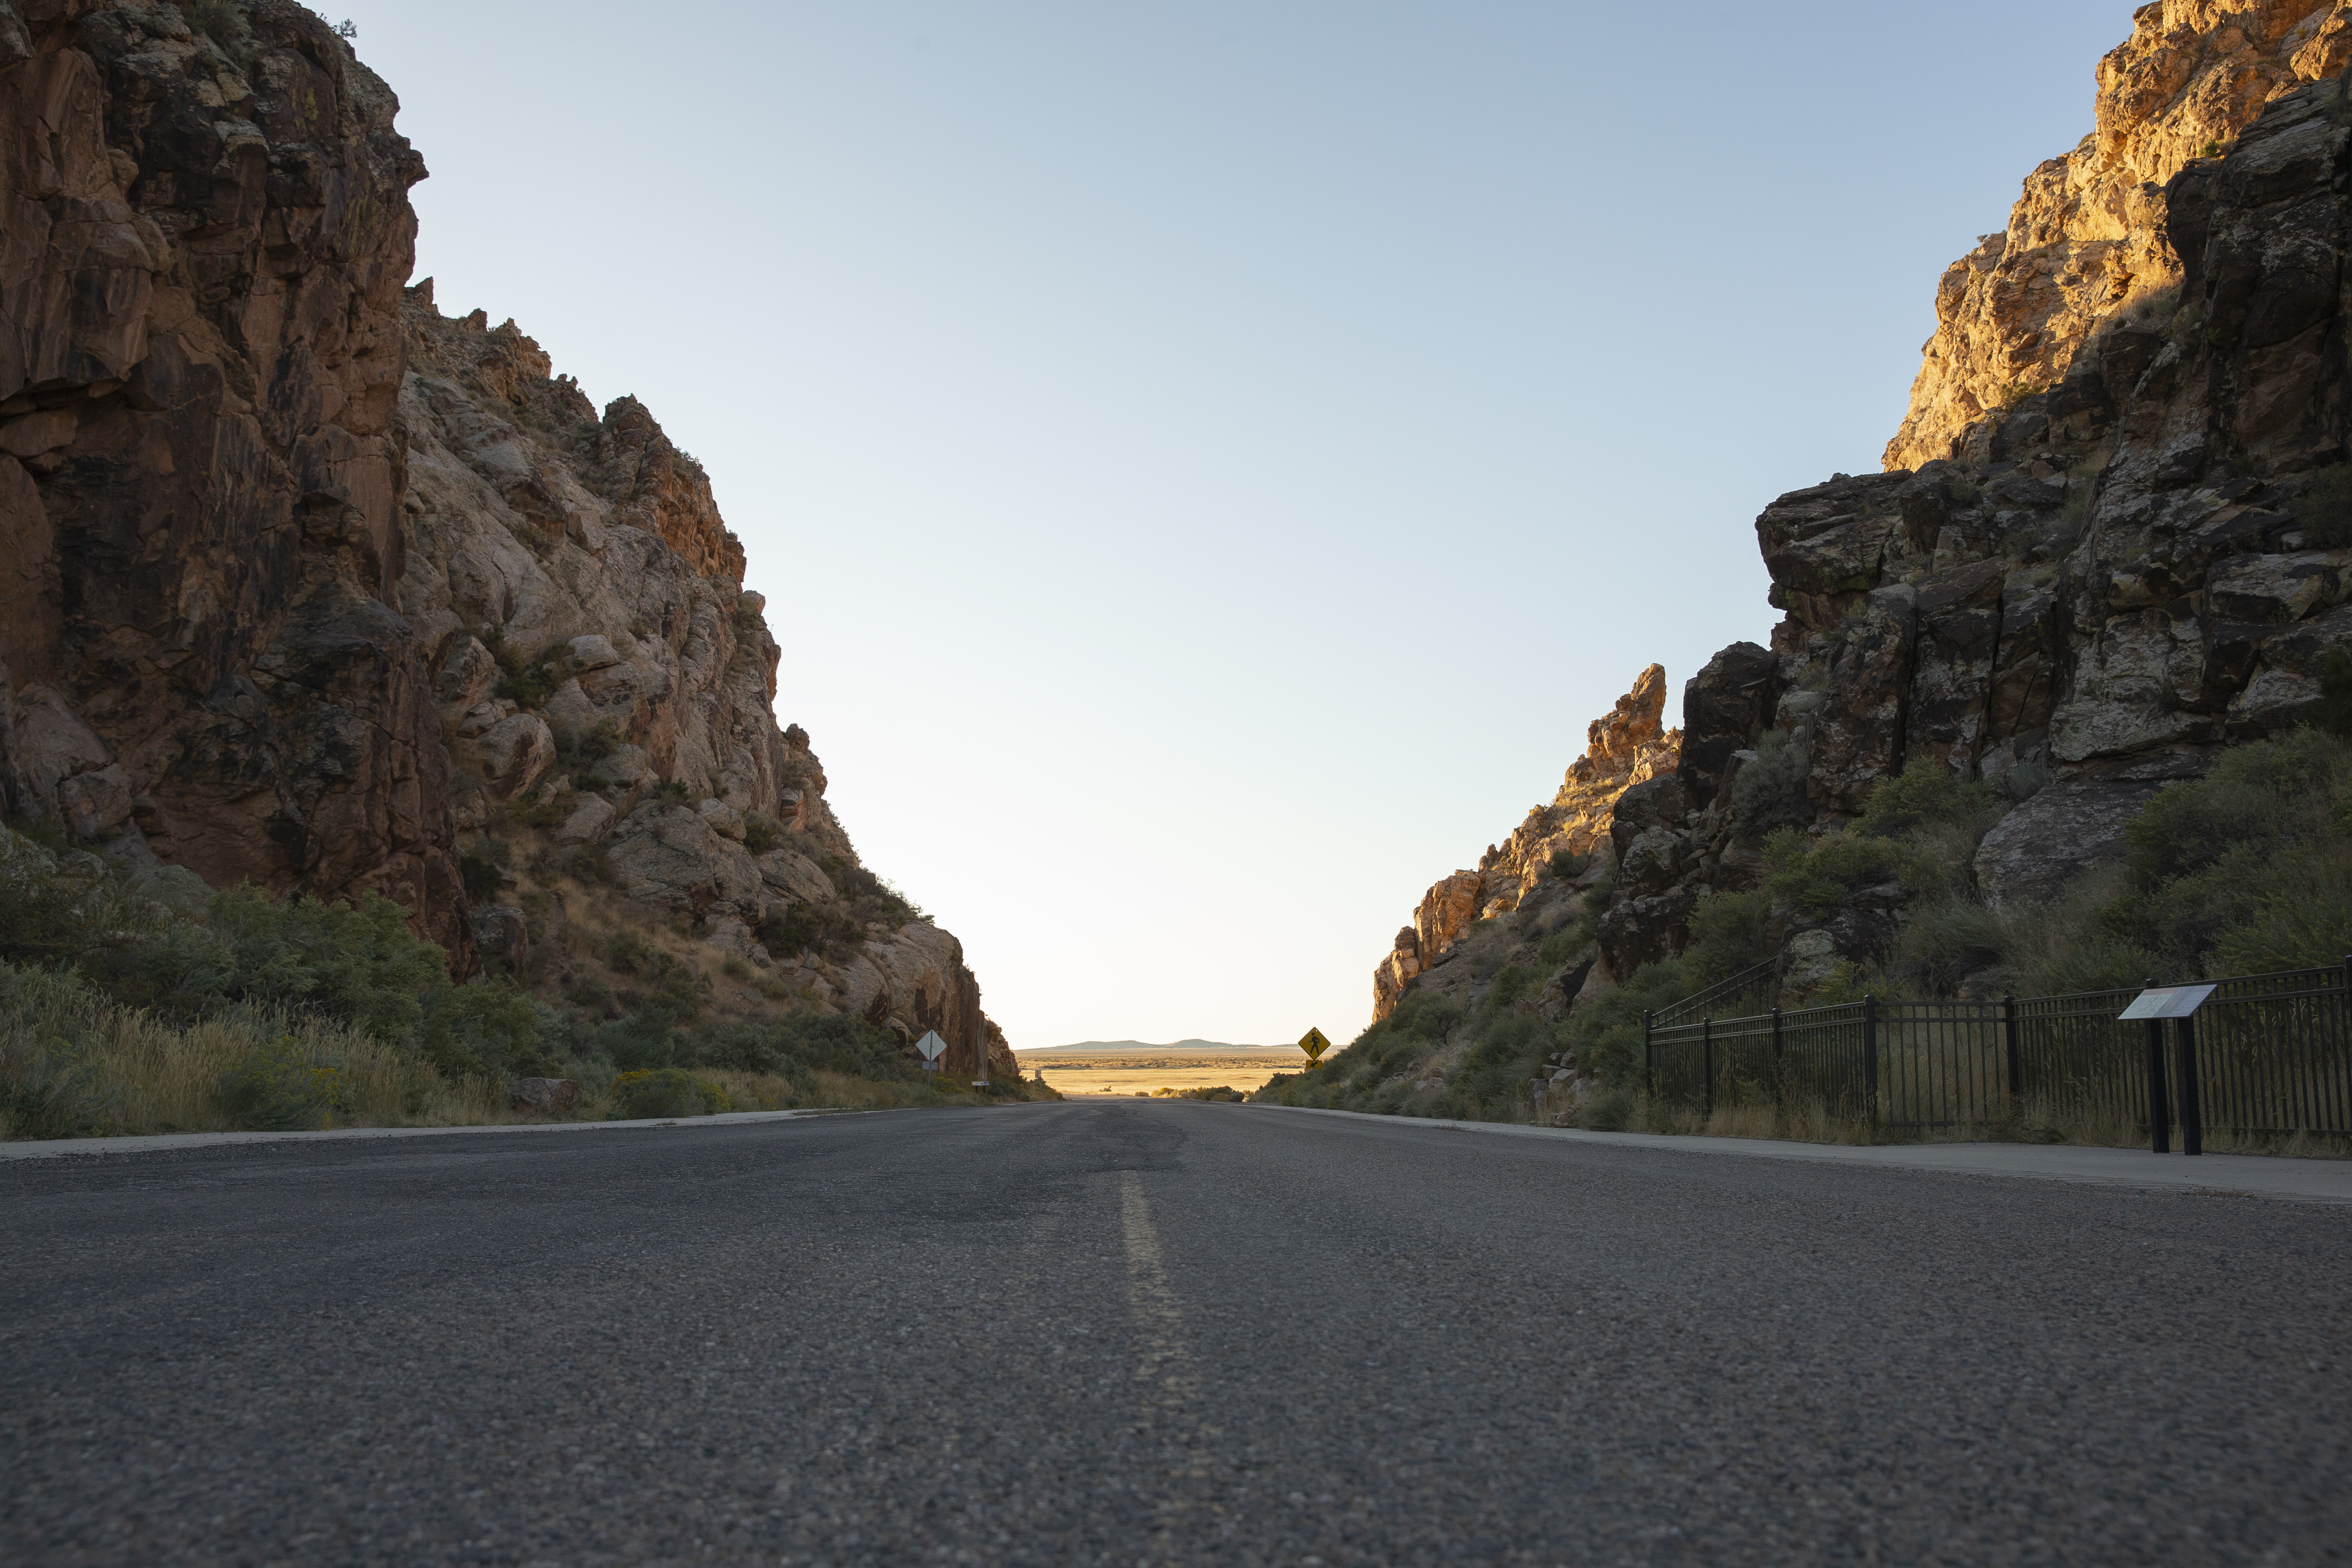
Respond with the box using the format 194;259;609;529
915;1030;947;1062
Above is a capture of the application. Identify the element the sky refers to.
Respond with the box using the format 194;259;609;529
335;0;2135;1049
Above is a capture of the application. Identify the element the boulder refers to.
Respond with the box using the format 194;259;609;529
510;1078;583;1115
471;906;529;973
566;634;622;670
478;714;557;800
434;637;498;711
1972;781;2167;910
607;802;762;913
756;848;838;903
1678;642;1779;811
557;794;617;844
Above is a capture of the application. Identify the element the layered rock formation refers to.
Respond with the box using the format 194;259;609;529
0;0;1011;1076
1376;2;2352;1025
0;0;456;941
399;295;1011;1075
1887;0;2352;472
1371;666;1677;1020
1592;32;2352;982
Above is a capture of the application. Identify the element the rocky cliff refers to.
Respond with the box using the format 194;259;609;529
1374;0;2352;1029
1887;0;2352;471
1371;666;1677;1020
0;0;1011;1077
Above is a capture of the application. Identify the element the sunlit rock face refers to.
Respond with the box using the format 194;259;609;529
1371;667;1680;1021
1886;0;2352;473
0;1;1010;1075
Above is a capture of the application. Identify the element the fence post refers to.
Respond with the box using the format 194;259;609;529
2144;974;2171;1154
1703;1017;1714;1120
1862;995;1879;1124
1770;1005;1784;1107
1643;1009;1654;1100
2176;1013;2203;1157
2002;994;2021;1116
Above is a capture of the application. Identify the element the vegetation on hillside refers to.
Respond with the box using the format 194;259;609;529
0;824;1041;1140
1259;726;2352;1145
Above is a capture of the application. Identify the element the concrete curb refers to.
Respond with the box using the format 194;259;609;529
1236;1101;2352;1205
0;1107;856;1161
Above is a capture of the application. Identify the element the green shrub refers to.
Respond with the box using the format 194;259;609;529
1483;962;1537;1012
756;902;864;962
1557;958;1690;1088
2314;647;2352;739
1895;899;2009;996
216;1036;353;1131
184;0;246;41
1765;829;1898;919
1681;889;1769;988
1732;729;1813;837
608;1067;728;1118
742;812;784;855
2294;466;2352;549
574;719;622;763
1537;924;1588;970
555;844;615;886
1548;849;1593;881
2084;731;2352;975
485;633;564;709
1580;1087;1635;1132
1856;767;1996;840
1;1030;118;1139
459;851;509;903
419;980;557;1079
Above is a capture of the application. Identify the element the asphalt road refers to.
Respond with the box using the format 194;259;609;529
5;1102;2347;1566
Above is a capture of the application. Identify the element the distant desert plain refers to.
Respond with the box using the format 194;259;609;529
1013;1040;1314;1098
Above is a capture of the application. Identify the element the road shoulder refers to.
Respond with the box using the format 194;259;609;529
1239;1102;2352;1205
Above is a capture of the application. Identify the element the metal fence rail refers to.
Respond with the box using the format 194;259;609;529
1642;960;2352;1146
1650;953;1782;1030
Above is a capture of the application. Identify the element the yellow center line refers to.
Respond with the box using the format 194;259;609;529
1120;1169;1201;1426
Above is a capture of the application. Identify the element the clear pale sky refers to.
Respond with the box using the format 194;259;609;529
338;1;2132;1049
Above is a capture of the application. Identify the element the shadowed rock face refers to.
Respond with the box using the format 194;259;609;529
0;0;461;950
1374;11;2352;1017
0;2;1013;1074
1584;69;2352;975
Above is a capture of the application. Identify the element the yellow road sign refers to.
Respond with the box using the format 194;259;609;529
1298;1027;1332;1063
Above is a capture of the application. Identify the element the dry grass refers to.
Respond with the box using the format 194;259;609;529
1;967;1049;1142
0;968;539;1138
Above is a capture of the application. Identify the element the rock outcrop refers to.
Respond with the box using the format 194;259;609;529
1887;0;2352;472
0;0;1013;1078
1372;667;1678;1019
0;0;459;944
1584;49;2352;985
1376;4;2352;1027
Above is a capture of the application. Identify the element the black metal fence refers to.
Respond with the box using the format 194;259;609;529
1642;961;2352;1149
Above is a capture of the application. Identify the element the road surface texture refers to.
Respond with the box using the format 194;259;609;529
5;1101;2347;1565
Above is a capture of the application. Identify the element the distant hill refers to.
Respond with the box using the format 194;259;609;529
1022;1039;1283;1053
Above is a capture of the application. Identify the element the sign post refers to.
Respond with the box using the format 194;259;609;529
914;1030;947;1078
1298;1027;1331;1067
2117;984;2217;1156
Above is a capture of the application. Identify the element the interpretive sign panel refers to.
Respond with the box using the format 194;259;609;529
2117;984;2218;1021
